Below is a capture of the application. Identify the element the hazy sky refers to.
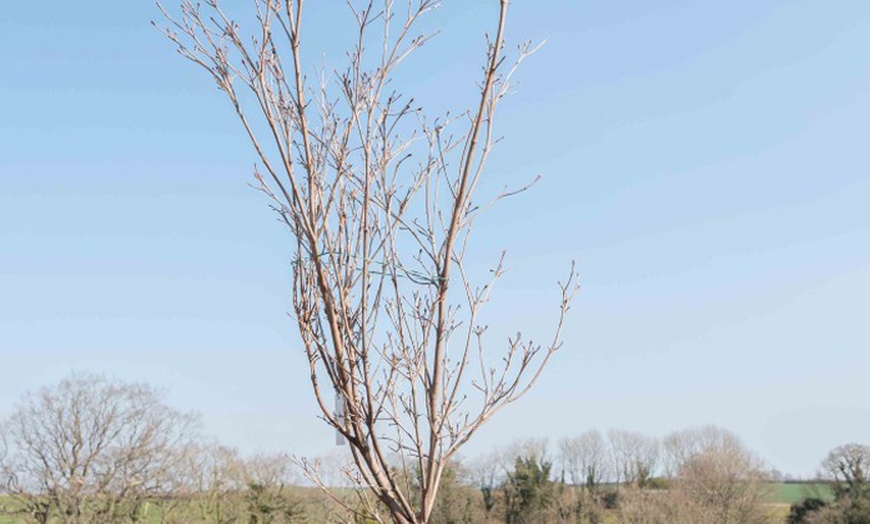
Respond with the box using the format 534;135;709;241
2;0;869;478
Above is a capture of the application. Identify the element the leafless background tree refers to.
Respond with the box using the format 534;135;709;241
820;443;870;495
0;373;198;524
156;1;577;522
150;443;306;524
607;429;659;488
662;425;732;479
469;450;506;522
559;429;610;488
660;426;773;524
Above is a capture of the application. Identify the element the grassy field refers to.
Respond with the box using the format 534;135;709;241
769;482;834;505
0;497;21;524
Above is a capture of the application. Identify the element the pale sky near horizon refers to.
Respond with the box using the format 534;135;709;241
1;1;869;478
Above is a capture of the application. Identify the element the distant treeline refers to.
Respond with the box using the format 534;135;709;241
1;373;866;523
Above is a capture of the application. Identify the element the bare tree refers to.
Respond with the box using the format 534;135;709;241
469;451;506;522
239;453;304;523
181;444;248;524
503;439;550;469
558;430;610;488
156;1;576;523
662;425;723;479
669;428;772;524
607;429;659;487
0;373;198;524
156;444;304;524
820;443;870;498
609;428;772;524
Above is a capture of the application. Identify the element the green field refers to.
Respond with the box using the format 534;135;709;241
769;482;835;505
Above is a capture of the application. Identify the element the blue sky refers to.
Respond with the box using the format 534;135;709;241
1;0;869;477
